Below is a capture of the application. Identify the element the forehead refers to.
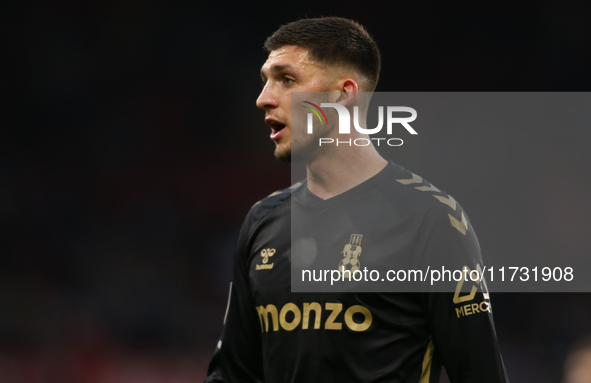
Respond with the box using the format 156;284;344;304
261;46;318;76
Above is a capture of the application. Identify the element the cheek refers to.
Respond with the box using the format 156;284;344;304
307;75;332;92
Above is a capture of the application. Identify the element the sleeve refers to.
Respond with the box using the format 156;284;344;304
417;200;510;383
204;216;265;383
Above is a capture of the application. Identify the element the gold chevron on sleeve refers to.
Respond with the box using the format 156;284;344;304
448;211;468;235
396;174;423;185
434;194;457;210
415;184;440;193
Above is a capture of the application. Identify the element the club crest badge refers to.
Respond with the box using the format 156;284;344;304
338;234;363;276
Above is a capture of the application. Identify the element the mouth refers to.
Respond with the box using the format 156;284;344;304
266;118;287;140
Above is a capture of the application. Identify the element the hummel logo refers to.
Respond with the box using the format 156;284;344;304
261;248;275;263
256;248;276;270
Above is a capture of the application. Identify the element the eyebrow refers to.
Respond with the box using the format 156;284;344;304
260;64;296;79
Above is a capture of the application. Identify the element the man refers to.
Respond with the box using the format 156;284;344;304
205;17;509;382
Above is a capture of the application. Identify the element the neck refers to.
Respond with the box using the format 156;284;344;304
305;139;387;200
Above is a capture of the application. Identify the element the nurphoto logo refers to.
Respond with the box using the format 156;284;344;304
303;101;418;147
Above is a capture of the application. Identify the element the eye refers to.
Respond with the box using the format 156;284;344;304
283;76;295;85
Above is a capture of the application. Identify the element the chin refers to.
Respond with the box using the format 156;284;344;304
274;146;291;162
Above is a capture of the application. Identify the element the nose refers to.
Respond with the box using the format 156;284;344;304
256;83;278;110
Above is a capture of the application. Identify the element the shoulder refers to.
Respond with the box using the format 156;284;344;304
242;181;302;231
381;163;471;235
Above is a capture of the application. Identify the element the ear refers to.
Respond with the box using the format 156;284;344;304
335;78;358;106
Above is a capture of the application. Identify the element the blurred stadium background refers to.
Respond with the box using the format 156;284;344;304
2;1;591;382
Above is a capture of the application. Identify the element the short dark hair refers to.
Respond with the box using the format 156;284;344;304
264;17;381;91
